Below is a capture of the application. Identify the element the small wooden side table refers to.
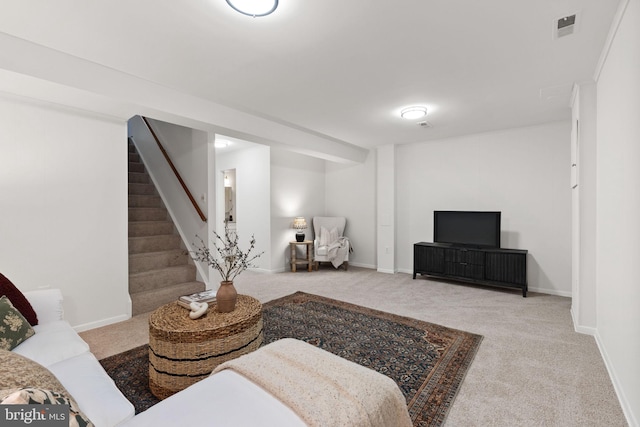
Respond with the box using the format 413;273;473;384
290;240;314;272
148;295;263;399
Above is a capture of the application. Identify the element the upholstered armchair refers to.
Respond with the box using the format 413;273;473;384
313;216;350;270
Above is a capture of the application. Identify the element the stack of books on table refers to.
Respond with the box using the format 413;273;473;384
177;289;217;309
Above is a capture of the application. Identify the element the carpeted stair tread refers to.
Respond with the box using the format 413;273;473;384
128;207;168;222
130;281;205;316
128;183;156;195
128;162;145;173
129;249;189;274
129;221;175;237
129;265;197;293
128;194;162;208
128;172;149;184
129;234;182;254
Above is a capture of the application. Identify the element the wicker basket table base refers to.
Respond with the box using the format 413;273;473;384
148;294;263;400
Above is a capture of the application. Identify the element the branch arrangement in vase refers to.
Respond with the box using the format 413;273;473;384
191;225;264;282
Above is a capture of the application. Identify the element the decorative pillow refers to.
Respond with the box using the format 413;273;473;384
0;273;38;326
328;227;340;245
0;296;35;351
1;349;64;391
319;226;340;247
319;226;329;247
0;350;93;427
0;388;93;427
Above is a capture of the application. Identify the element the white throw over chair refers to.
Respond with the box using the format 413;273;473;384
313;216;350;270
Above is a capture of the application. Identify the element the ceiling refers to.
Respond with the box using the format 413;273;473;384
0;0;621;158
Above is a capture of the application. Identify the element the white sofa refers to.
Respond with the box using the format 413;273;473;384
10;289;410;427
12;289;136;426
11;289;306;427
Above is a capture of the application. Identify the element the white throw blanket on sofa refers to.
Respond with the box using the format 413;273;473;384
212;338;412;427
327;236;350;268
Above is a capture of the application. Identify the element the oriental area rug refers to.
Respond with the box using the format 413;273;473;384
100;292;483;426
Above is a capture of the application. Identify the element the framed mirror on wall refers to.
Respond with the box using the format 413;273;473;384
223;169;236;223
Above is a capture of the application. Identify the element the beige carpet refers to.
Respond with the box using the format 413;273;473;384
80;267;628;426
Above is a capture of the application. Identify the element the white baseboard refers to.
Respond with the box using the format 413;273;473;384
250;267;277;274
594;332;638;427
350;262;376;269
73;314;129;333
376;268;396;274
400;271;571;297
570;307;597;335
573;323;597;335
527;286;571;297
259;264;376;274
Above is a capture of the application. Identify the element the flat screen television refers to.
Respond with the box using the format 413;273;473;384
434;211;501;248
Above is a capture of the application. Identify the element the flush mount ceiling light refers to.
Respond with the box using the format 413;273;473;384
400;106;428;120
226;0;278;17
215;139;230;148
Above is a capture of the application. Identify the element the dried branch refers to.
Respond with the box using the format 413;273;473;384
191;224;264;282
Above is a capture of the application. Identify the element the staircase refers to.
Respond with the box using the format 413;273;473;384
128;142;205;316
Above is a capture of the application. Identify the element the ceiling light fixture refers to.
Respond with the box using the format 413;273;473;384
400;106;428;120
215;140;229;148
226;0;278;17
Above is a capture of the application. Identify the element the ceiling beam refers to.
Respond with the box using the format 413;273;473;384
0;32;368;164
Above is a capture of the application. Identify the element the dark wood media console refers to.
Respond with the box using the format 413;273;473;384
413;242;528;297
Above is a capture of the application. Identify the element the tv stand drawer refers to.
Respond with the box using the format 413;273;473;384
444;261;484;280
444;248;484;265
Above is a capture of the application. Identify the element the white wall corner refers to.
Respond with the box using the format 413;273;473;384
570;307;596;335
376;145;396;272
594;332;639;427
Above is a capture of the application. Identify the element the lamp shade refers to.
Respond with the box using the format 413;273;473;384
292;217;307;230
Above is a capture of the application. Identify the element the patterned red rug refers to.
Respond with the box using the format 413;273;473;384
100;292;482;426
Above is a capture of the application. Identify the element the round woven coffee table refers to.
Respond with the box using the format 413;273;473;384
148;294;263;400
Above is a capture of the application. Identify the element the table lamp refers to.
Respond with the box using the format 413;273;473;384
293;217;307;242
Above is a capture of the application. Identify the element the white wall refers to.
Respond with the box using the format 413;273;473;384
571;82;598;333
148;118;209;216
0;95;129;329
271;148;326;272
325;150;377;269
216;145;271;275
595;0;640;424
128;116;209;281
395;122;572;295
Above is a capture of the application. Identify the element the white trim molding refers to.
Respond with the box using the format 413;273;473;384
593;0;631;82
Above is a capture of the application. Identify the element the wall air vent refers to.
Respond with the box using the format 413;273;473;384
556;14;577;38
